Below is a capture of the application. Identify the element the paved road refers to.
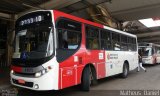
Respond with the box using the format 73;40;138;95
2;64;160;96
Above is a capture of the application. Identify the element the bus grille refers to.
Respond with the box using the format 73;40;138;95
14;72;35;78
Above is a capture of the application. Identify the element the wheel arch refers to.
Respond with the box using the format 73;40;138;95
124;60;129;70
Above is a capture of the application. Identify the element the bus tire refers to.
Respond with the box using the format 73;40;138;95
121;63;129;78
91;67;98;85
81;66;90;91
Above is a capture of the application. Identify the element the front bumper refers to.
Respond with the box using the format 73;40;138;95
142;60;153;64
10;69;58;91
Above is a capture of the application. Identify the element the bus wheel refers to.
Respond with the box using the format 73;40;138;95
90;67;97;86
81;66;91;91
121;63;129;78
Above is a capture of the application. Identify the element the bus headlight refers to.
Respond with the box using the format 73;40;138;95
11;70;14;74
35;66;52;77
35;71;42;77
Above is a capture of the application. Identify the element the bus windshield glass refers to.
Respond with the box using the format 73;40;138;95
13;11;53;59
139;47;152;56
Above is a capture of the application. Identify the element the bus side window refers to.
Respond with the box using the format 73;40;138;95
56;18;82;50
157;50;160;54
100;30;112;50
58;30;81;49
57;29;68;49
127;37;137;51
67;32;80;49
121;35;128;51
86;26;100;50
92;38;99;49
112;33;120;51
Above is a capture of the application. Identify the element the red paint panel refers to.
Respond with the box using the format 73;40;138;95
76;66;84;84
58;50;106;88
11;66;22;72
61;68;76;89
53;10;103;28
59;66;84;89
97;63;106;79
58;50;85;89
85;50;106;79
52;10;106;89
58;48;86;89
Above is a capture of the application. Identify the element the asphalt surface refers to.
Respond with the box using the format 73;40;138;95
1;64;160;96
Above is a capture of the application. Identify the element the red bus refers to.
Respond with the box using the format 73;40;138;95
11;10;138;91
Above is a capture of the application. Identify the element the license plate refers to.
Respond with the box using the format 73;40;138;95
18;79;25;84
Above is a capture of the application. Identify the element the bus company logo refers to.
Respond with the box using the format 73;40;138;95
107;53;118;60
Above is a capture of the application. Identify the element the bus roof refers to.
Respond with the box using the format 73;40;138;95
139;43;160;47
19;10;137;38
53;10;136;38
103;26;136;38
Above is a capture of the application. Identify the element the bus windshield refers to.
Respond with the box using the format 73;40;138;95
13;11;54;60
14;26;52;59
139;47;152;56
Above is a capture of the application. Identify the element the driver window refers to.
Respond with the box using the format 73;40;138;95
56;18;81;50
